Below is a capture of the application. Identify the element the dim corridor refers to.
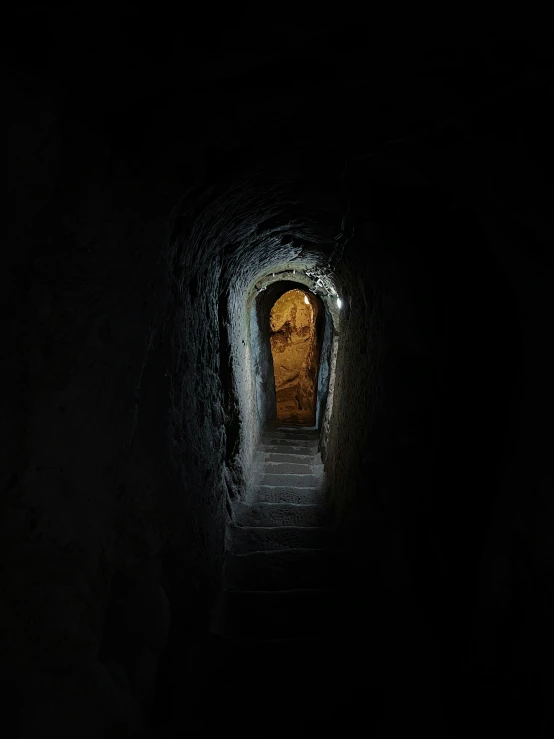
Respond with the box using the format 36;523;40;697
153;429;443;737
207;426;355;734
153;428;361;736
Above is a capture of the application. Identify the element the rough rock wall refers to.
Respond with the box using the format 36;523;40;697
315;303;334;429
250;290;277;429
3;83;234;736
2;145;222;732
270;289;320;425
296;294;323;424
320;89;554;732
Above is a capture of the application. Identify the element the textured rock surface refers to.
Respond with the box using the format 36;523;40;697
270;288;320;425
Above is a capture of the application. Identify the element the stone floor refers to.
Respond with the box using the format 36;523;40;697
151;427;363;736
150;427;444;737
214;425;340;641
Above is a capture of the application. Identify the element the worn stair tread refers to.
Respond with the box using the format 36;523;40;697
262;452;319;464
252;485;322;504
262;461;314;474
224;548;341;590
234;501;328;527
261;436;319;445
229;524;335;553
273;425;319;431
259;447;320;459
260;472;319;487
262;429;320;440
260;438;319;448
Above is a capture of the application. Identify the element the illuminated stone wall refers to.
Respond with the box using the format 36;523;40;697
269;289;320;425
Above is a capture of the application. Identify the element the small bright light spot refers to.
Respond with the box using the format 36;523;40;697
336;297;342;309
304;295;310;305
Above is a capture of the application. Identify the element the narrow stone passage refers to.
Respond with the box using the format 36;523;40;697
200;426;355;734
214;425;339;639
152;428;442;735
151;427;360;736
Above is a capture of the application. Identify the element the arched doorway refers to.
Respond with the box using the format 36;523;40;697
269;288;322;426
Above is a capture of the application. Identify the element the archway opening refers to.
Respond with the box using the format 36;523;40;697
269;288;321;426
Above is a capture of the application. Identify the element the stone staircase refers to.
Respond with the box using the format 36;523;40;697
207;426;354;733
153;428;442;736
153;427;409;736
212;426;343;640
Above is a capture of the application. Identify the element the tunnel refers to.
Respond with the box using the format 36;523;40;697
5;11;554;739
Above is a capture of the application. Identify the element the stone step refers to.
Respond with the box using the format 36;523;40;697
263;428;320;440
233;502;328;527
253;485;321;504
229;525;335;554
260;472;318;487
223;548;341;591
262;461;313;475
274;424;319;430
260;444;319;456
260;437;318;449
212;588;338;640
262;452;318;464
